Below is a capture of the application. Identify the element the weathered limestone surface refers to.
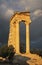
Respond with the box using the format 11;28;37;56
8;11;31;54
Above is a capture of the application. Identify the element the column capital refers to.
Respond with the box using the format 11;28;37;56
25;20;31;25
25;21;29;25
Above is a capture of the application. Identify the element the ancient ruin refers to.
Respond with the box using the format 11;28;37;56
8;11;31;54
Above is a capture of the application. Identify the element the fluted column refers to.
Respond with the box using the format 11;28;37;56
26;24;30;53
16;22;20;54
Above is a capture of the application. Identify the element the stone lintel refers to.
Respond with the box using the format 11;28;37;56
10;11;30;21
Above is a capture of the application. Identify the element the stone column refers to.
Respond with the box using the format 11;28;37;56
26;24;30;53
8;22;16;48
16;22;20;54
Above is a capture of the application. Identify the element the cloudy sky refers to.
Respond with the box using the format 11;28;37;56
0;0;42;49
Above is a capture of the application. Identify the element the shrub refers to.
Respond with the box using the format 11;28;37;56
30;48;42;57
8;45;15;61
0;45;16;61
0;45;8;58
20;43;26;53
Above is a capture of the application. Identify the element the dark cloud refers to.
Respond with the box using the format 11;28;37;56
30;16;42;41
30;16;42;49
0;18;10;44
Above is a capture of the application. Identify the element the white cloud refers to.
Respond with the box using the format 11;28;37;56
0;3;14;19
20;0;26;4
31;9;42;20
0;0;42;19
0;4;14;18
25;6;31;11
0;4;7;9
33;9;42;16
5;9;14;18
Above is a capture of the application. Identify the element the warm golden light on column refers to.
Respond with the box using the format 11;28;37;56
8;12;31;54
16;22;20;53
26;24;30;53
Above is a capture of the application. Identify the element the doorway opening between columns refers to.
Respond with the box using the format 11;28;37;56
19;20;26;53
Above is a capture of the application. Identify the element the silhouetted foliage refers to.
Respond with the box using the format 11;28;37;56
0;45;8;57
0;45;16;61
30;48;42;57
20;43;26;53
8;45;15;61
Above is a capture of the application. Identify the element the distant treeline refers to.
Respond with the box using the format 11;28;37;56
30;48;42;57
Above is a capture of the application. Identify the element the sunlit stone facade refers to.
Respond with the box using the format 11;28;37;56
8;12;31;54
